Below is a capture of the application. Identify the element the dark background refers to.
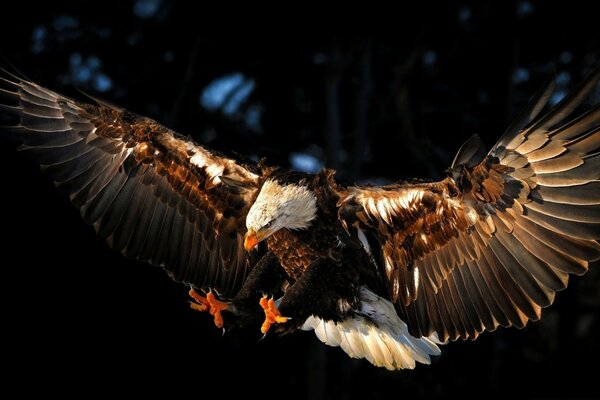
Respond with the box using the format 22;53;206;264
1;1;599;398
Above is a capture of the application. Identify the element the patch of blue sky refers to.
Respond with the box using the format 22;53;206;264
289;153;323;173
133;0;162;19
201;73;245;111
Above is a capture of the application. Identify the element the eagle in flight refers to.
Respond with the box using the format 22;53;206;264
1;67;599;370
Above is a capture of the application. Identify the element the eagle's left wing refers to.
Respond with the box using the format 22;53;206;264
337;68;600;341
0;70;265;298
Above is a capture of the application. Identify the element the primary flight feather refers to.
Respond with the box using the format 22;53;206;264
1;67;599;370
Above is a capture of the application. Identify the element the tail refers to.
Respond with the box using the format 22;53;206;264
302;286;442;370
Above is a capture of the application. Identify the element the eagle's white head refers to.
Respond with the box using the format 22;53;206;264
244;179;318;251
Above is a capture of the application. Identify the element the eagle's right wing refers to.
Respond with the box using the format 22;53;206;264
337;68;600;341
0;70;264;298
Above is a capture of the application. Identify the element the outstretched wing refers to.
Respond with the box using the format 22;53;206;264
338;68;600;341
0;71;264;298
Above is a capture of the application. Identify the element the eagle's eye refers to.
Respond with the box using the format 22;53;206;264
263;220;275;230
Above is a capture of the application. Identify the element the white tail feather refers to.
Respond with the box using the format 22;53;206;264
301;286;443;370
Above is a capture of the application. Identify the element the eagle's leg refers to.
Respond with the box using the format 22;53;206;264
259;296;289;334
189;289;228;328
221;252;288;331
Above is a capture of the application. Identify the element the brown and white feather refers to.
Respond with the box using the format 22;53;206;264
0;71;265;297
337;68;600;341
2;66;599;358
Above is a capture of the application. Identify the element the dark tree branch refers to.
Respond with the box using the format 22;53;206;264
324;41;344;172
350;40;372;180
168;35;202;128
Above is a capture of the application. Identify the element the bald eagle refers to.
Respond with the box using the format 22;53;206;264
1;67;599;371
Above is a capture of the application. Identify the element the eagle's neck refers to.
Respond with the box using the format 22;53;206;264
268;223;340;280
261;170;342;280
267;203;342;280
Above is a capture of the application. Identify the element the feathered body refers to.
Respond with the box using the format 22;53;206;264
264;172;342;280
1;67;599;370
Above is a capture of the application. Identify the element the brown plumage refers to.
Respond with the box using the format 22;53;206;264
0;71;264;297
1;66;599;370
267;171;342;279
337;68;600;341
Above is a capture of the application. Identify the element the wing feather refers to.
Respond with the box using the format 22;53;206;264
0;71;264;297
127;188;159;258
339;67;600;340
456;263;496;331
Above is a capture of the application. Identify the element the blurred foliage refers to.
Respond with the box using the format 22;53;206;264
0;1;599;399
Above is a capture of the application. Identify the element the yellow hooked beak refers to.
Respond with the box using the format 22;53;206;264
244;228;267;251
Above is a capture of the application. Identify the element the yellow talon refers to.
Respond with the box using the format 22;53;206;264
188;289;229;328
259;296;289;334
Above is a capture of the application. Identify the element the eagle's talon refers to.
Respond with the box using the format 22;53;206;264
189;301;208;312
188;289;228;328
188;288;209;309
259;296;289;334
